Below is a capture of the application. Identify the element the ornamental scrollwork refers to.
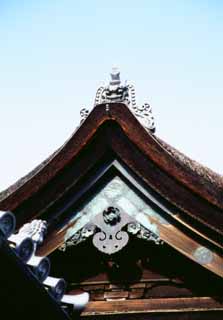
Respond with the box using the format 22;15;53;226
59;224;96;251
94;68;156;132
80;108;90;124
60;208;163;254
92;207;131;255
131;103;155;133
127;222;163;245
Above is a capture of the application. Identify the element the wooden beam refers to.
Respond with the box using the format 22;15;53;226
83;297;223;316
147;215;223;278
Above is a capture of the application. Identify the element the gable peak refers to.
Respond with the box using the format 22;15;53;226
89;69;156;133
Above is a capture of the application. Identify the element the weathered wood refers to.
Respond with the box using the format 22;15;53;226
83;297;223;315
38;208;223;278
90;292;106;301
129;289;145;299
144;285;193;298
104;291;129;300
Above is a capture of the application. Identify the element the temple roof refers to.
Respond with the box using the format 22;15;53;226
0;71;222;283
1;72;222;320
1;69;223;218
0;102;223;235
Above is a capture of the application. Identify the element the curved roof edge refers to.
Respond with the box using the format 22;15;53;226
0;103;222;239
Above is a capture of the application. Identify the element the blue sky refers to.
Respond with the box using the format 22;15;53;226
0;1;223;190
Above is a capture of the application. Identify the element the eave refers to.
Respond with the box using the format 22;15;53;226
0;102;222;249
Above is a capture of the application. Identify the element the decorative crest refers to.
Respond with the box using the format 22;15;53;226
94;68;156;132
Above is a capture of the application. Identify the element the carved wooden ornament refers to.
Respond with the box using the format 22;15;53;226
92;207;132;255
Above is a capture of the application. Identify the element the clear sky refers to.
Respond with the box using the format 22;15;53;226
0;0;223;191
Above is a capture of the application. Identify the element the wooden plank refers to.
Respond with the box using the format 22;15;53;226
129;289;145;299
144;284;193;298
104;291;129;300
145;215;223;278
83;297;223;315
91;292;105;301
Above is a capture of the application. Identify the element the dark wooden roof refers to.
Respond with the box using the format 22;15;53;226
0;102;222;248
156;136;223;204
1;100;222;320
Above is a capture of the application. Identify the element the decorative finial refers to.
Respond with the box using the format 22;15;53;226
110;67;121;87
94;69;156;133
